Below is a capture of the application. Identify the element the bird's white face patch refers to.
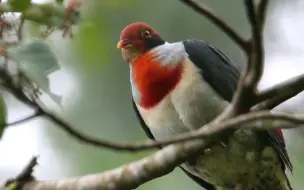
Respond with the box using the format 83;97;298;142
150;42;188;67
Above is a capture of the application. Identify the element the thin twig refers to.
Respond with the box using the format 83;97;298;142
257;0;269;30
42;111;304;151
14;156;38;181
5;110;41;126
244;0;264;85
4;156;37;188
17;18;24;41
254;93;297;111
224;0;267;116
10;107;304;151
256;74;304;104
180;0;249;52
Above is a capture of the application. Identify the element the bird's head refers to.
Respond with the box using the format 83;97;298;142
117;22;165;63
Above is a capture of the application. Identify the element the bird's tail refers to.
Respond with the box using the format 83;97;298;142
272;165;293;190
247;160;293;190
283;172;293;190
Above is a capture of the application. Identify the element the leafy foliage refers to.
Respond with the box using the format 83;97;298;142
56;0;64;5
8;0;31;12
6;39;62;106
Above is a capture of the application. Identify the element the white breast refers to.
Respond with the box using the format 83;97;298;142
136;58;228;141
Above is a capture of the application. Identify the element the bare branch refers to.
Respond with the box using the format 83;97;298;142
244;0;264;84
19;140;211;190
123;111;304;150
43;110;304;151
223;0;267;116
254;94;296;111
4;156;37;189
16;18;24;41
5;110;41;127
256;74;304;104
2;111;304;190
180;0;249;52
257;0;269;30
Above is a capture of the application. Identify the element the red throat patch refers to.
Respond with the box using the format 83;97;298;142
132;52;183;109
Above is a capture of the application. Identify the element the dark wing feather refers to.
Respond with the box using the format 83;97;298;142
183;40;292;172
183;40;240;102
132;100;215;190
132;100;155;141
267;130;293;172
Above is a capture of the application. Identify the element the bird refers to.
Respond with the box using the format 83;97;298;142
117;22;293;190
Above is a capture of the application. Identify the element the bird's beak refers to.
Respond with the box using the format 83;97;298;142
117;39;131;49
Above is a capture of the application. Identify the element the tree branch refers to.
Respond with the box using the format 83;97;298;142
42;111;304;150
4;156;37;190
222;0;266;116
244;0;264;84
180;0;249;52
2;111;304;190
256;74;304;104
5;110;41;127
257;0;269;30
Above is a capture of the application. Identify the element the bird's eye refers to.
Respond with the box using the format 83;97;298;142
142;30;151;38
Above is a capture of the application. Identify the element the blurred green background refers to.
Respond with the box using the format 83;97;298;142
1;0;304;189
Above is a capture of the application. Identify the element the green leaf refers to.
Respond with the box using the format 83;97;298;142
6;39;62;106
0;95;7;140
5;182;17;190
56;0;64;4
23;21;43;39
8;0;31;12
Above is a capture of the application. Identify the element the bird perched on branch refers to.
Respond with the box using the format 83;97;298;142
117;22;293;190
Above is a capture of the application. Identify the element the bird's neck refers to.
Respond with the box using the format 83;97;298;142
130;50;184;109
